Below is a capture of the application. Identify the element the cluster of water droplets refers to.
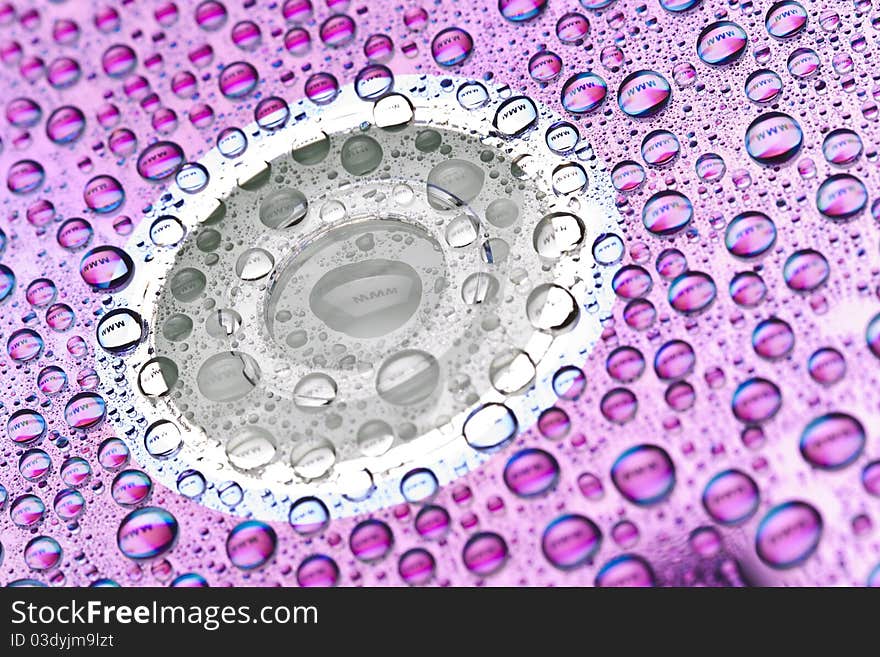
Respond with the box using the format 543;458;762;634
131;78;611;512
1;0;880;587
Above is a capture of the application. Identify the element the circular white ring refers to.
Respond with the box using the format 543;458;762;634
95;74;622;522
